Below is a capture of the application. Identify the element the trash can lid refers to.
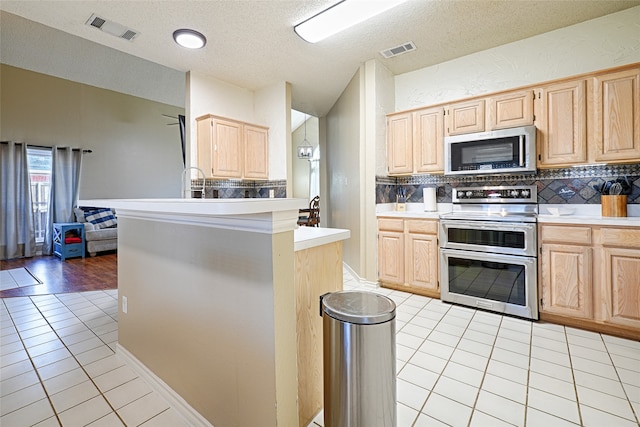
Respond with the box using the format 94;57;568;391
322;291;396;324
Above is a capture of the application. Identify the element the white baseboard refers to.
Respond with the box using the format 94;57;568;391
342;262;379;288
116;344;213;427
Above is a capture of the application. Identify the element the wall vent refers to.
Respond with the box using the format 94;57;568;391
85;14;139;41
380;41;416;59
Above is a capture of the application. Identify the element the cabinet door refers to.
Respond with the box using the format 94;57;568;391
414;107;444;173
446;100;485;136
406;233;438;292
387;113;413;175
244;124;269;179
593;67;640;163
536;80;587;167
540;244;592;319
602;247;640;329
212;118;243;178
487;90;534;130
378;231;404;285
196;115;214;178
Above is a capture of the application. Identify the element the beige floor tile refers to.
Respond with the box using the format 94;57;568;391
93;364;138;393
104;377;153;410
0;398;55;427
42;367;90;395
0;368;40;398
50;380;101;413
58;395;113;426
117;391;171;426
0;382;47;415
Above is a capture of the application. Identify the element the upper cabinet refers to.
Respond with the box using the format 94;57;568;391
445;99;485;136
196;114;269;180
387;63;640;176
386;112;413;175
387;107;444;175
592;67;640;163
535;79;588;167
487;90;535;131
414;107;444;173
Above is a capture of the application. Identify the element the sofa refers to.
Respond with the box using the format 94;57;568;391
74;207;118;256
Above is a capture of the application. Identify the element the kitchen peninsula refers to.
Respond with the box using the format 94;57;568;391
78;198;350;427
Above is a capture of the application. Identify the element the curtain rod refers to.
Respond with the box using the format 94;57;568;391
1;141;92;153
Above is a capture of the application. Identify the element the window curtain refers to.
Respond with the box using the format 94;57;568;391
42;147;83;255
0;141;36;260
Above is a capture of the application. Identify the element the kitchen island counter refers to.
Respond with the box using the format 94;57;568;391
79;198;349;427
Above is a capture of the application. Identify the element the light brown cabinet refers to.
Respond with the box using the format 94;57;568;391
377;218;405;284
446;99;485;136
414;107;444;173
386;113;413;175
592;67;640;163
386;107;444;175
487;90;535;131
378;217;439;298
535;79;588;167
196;114;269;180
539;223;640;340
599;228;640;330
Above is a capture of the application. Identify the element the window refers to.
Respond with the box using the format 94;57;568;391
27;148;52;243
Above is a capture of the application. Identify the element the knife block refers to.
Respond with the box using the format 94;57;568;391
601;195;627;217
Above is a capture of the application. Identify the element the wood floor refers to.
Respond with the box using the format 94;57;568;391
0;253;117;298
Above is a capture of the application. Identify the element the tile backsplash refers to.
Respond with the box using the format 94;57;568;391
376;164;640;205
189;179;287;199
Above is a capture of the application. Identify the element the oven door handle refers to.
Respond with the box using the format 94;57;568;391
441;221;535;233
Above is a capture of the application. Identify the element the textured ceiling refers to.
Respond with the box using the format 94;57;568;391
1;0;639;117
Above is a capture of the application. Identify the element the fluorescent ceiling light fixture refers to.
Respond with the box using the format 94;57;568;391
294;0;408;43
173;29;207;49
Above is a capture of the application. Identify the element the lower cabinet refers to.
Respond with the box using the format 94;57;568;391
378;217;439;298
539;224;640;339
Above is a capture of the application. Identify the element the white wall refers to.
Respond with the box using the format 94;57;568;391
186;72;289;180
256;82;290;181
395;6;640;110
0;11;184;108
326;69;362;272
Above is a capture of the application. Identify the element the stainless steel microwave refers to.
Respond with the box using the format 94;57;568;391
444;126;536;176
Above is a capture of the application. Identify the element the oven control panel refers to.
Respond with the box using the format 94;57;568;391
452;185;537;203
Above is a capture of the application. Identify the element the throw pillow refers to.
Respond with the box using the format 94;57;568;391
84;208;117;229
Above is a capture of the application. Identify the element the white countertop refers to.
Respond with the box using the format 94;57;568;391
538;204;640;227
375;203;640;227
79;198;309;234
376;203;451;219
294;227;350;251
79;198;307;216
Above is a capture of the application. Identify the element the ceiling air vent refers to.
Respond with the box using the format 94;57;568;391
85;14;139;41
380;41;416;59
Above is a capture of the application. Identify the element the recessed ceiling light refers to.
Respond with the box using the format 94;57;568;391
294;0;408;43
173;29;206;49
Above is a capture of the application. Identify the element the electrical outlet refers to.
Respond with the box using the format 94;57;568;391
269;189;275;198
122;296;128;314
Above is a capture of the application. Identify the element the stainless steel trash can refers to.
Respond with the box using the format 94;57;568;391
321;290;396;427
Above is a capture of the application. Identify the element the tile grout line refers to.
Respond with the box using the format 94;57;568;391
3;297;62;426
11;292;127;426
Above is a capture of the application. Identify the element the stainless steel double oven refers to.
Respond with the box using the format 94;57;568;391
439;185;539;320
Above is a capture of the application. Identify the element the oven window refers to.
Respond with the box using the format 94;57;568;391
447;257;526;306
447;228;525;249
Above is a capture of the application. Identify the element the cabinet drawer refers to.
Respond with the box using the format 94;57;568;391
378;218;404;232
601;228;640;248
64;245;83;255
405;219;438;235
540;225;592;244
